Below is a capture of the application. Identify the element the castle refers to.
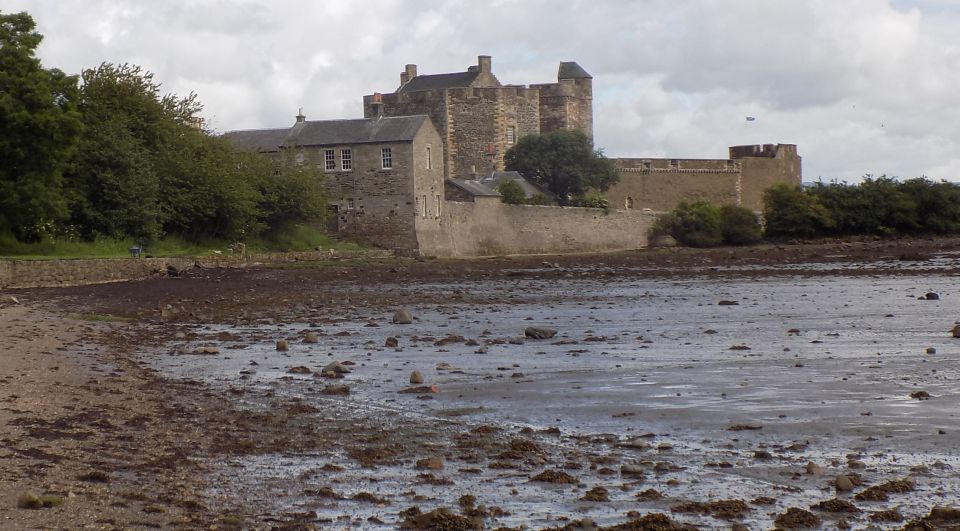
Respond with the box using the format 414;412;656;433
224;56;801;256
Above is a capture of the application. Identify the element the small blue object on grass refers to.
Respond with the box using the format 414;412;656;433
129;246;142;258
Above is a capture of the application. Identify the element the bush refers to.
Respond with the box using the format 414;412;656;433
496;180;525;205
763;184;833;238
807;177;917;236
568;192;610;210
651;201;723;247
719;205;762;245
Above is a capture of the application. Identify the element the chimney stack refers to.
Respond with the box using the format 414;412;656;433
400;64;417;86
370;93;384;118
296;107;305;123
478;55;491;74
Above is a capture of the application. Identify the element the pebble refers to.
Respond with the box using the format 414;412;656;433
392;309;413;324
276;339;289;351
410;370;424;384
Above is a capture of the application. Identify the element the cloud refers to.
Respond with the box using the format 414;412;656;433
7;0;960;181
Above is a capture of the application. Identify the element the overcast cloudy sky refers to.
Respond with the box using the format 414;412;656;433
7;0;960;182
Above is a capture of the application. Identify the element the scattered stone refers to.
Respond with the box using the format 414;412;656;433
190;346;220;355
869;508;904;522
752;497;776;505
409;371;425;384
904;507;960;529
805;462;823;475
621;464;645;476
671;500;752;520
729;344;752;351
718;300;739;306
811;498;861;514
753;450;773;460
322;362;351;375
728;422;762;431
922;292;940;300
787;328;801;335
952;324;960;338
385;337;399;348
854;477;914;502
416;456;444;470
321;384;350;396
434;334;465;346
399;385;439;394
580;486;610;502
287;366;311;374
276;339;289;351
620;437;652;450
636;489;662;501
910;390;932;400
392;309;413;324
927;347;937;354
835;475;855;492
530;469;578;484
303;332;319;344
773;507;821;529
524;327;557;339
398;507;475;530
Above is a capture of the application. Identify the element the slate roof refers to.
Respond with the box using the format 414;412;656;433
480;171;552;199
294;116;428;146
222;128;290;153
399;71;480;93
224;115;430;152
447;179;500;197
558;61;592;80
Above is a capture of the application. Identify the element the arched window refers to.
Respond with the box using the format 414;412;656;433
625;196;634;209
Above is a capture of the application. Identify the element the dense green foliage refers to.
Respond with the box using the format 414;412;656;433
650;201;722;247
567;192;610;210
0;11;83;241
763;184;834;238
496;180;525;205
0;11;327;253
719;205;763;245
504;129;618;204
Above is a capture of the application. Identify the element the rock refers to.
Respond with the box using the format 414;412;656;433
774;507;821;529
621;464;645;476
8;296;20;305
321;384;350;396
835;475;855;492
524;326;557;339
166;265;180;277
276;339;289;351
409;370;424;384
385;336;398;347
287;366;311;374
17;492;42;509
619;437;651;450
323;362;350;375
399;385;439;394
718;300;739;306
303;332;319;344
580;486;610;502
927;347;937;354
416;456;444;470
754;450;773;459
805;461;824;475
952;324;960;338
191;346;220;355
923;292;940;300
728;422;762;431
910;390;932;400
392;309;413;324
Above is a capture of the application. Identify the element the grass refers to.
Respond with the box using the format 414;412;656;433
0;224;365;260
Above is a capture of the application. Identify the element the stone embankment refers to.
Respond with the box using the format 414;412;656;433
0;250;392;289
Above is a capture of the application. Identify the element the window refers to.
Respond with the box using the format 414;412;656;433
642;160;652;170
415;196;421;216
324;150;336;171
426;146;432;170
382;147;393;169
347;198;355;210
421;195;427;218
670;159;680;169
506;126;516;145
436;194;441;218
625;197;634;209
341;149;352;171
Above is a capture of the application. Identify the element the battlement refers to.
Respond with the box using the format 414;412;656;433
729;144;797;159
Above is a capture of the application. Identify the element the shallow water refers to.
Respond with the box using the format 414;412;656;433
144;273;960;528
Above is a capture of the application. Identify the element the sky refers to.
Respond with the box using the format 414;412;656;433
6;0;960;182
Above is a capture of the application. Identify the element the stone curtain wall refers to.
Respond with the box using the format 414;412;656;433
0;250;392;290
606;160;742;212
417;199;656;257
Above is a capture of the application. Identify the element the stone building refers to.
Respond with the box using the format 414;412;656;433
224;113;444;251
362;56;593;181
607;144;802;212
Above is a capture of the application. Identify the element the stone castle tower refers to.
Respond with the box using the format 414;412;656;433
363;55;593;180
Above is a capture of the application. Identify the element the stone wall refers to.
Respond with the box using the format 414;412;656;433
0;250;393;290
416;198;655;257
532;77;593;139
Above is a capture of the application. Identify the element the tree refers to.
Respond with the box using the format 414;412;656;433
719;205;762;245
504;129;618;203
651;201;723;247
0;11;82;241
763;184;833;238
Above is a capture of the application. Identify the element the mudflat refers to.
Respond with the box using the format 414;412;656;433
2;236;960;530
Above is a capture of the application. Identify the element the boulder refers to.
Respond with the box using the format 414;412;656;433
409;370;425;384
323;362;351;375
923;292;940;300
303;332;319;344
276;339;289;351
392;309;413;324
321;384;350;396
524;327;557;340
385;336;399;348
835;475;855;492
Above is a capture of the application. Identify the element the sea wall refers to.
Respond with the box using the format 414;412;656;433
0;250;392;290
417;198;656;257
